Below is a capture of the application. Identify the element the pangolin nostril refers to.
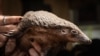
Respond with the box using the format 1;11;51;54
86;40;92;44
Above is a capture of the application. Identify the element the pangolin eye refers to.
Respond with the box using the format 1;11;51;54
71;30;78;35
61;29;68;34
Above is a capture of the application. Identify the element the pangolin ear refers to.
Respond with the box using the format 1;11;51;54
70;29;79;35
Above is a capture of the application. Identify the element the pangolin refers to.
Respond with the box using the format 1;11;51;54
5;10;92;56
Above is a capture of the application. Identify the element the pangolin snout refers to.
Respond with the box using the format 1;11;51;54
85;40;92;44
78;32;92;44
80;39;92;44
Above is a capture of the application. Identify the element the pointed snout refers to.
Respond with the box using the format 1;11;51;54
78;33;92;44
81;39;92;44
86;39;92;44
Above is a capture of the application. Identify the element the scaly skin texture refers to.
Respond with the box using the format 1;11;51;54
5;11;92;56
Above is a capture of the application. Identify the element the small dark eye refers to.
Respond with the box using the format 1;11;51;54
71;30;78;35
61;29;68;34
29;38;34;42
